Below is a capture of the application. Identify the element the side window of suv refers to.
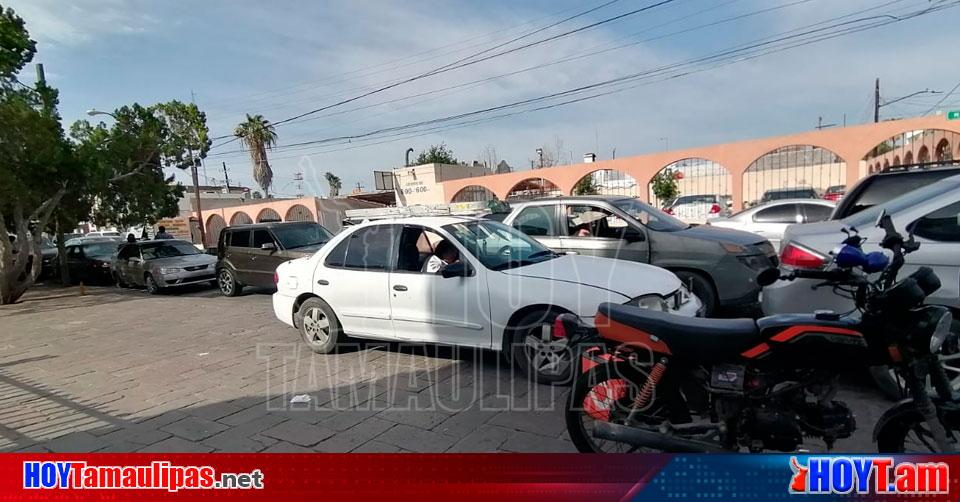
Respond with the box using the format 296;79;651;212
325;226;397;271
911;201;960;242
565;205;627;238
252;229;275;248
512;206;557;236
229;230;251;247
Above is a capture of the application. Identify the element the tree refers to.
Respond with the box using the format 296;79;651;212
235;114;277;196
415;143;457;165
0;5;35;81
325;172;342;197
478;145;499;169
573;175;599;195
651;168;680;205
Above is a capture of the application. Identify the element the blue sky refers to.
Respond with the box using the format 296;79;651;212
8;0;960;197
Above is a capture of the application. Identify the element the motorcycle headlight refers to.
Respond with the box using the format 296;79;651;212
626;294;669;311
159;267;181;274
930;310;954;354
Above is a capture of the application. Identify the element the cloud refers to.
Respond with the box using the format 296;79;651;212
5;0;157;47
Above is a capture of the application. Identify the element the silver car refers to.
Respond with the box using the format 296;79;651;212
708;199;835;251
113;239;217;294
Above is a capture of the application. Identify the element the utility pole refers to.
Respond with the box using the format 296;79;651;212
294;171;304;198
536;148;543;169
874;78;880;123
222;162;231;191
189;145;206;246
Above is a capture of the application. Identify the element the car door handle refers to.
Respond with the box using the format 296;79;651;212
317;279;329;286
393;285;408;291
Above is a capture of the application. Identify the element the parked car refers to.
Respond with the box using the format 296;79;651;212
662;194;732;223
113;239;217;294
762;175;960;395
64;236;122;247
85;231;123;238
273;217;700;383
216;221;334;296
830;164;960;220
64;240;121;284
707;199;835;251
822;184;846;202
760;186;820;203
39;236;59;277
501;196;776;316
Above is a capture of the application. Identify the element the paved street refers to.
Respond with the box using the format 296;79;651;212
0;284;890;453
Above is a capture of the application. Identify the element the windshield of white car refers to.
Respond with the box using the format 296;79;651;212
612;198;689;231
442;220;556;271
272;223;333;249
141;241;200;259
844;177;960;228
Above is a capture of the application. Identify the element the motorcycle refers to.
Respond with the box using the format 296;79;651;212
562;210;958;453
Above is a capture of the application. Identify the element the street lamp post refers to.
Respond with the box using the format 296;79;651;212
86;109;118;120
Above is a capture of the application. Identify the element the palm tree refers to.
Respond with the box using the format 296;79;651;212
234;114;277;196
325;172;342;197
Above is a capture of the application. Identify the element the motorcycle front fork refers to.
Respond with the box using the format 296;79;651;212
907;357;953;452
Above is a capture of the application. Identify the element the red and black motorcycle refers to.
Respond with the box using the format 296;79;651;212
562;211;957;453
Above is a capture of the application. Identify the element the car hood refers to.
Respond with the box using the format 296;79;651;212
146;253;217;267
671;224;764;246
499;255;681;298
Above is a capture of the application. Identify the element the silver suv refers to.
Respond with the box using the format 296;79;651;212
502;196;776;316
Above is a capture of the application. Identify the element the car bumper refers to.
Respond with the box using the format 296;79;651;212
272;292;297;328
156;269;215;287
761;276;854;315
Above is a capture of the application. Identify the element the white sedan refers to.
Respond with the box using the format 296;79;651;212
272;217;700;383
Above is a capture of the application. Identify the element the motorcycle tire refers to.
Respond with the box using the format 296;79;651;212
565;360;663;453
871;319;960;401
876;407;959;453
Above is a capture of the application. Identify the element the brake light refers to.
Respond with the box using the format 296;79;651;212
780;243;826;269
662;207;674;215
552;316;568;339
709;203;721;214
273;272;279;284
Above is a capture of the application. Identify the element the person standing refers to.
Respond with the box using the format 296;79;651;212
154;226;173;240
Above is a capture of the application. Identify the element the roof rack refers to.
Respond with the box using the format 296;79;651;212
343;201;493;222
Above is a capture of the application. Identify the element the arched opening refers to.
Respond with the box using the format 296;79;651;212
206;214;227;246
648;158;732;220
504;177;561;202
285;204;314;222
256;208;282;223
742;145;844;208
229;212;253;226
864;129;960;171
573;169;639;197
450;185;496;203
882;159;890;171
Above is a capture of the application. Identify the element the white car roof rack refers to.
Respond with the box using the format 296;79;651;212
343;201;492;222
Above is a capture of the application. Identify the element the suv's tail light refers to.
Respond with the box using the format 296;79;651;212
663;207;674;215
709;203;721;214
273;272;279;284
780;243;826;269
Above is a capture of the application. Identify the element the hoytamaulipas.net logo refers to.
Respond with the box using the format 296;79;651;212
24;460;264;492
789;456;948;495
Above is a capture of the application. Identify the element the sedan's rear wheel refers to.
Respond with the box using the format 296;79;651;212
296;298;342;354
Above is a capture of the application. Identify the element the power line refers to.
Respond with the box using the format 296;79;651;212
924;79;960;115
210;0;954;161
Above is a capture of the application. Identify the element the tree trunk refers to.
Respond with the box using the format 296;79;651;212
56;217;70;285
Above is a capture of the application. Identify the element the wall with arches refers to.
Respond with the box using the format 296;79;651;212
440;116;960;210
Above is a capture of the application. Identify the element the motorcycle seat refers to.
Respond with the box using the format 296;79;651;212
596;303;760;361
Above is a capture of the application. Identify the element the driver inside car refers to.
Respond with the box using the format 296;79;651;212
422;239;460;274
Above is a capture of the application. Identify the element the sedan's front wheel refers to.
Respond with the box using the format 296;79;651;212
296;298;342;354
144;274;161;295
510;309;572;385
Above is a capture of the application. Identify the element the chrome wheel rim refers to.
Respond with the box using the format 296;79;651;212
302;307;330;346
218;270;233;294
523;323;570;378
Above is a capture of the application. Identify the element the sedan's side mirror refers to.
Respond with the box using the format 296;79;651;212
623;227;645;243
441;262;473;278
261;242;277;252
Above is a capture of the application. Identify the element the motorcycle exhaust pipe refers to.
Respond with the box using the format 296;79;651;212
593;421;728;453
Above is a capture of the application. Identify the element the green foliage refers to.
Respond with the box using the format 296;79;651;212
324;172;342;197
0;5;35;84
235;114;277;195
651;168;680;203
573;176;599;195
415;143;457;165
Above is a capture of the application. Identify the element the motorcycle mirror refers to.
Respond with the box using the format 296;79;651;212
757;268;781;287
